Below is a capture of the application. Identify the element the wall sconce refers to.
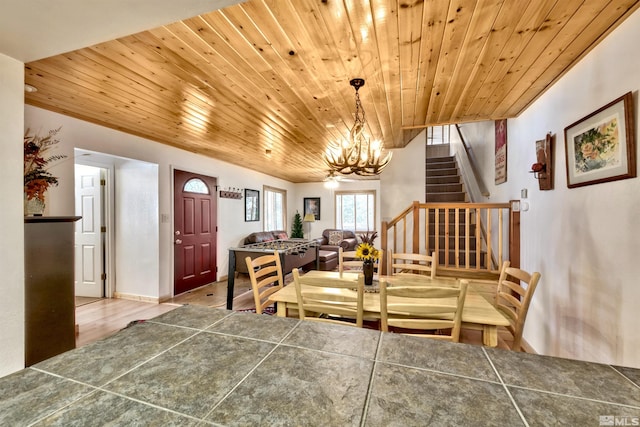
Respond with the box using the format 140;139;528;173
530;132;554;191
530;162;546;179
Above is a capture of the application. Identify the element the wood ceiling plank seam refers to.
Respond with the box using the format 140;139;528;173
406;0;449;129
506;0;640;116
289;0;371;144
398;0;428;128
140;25;278;109
423;0;478;125
169;13;336;159
211;7;317;110
464;0;559;119
239;1;331;104
454;0;537;120
357;0;396;143
369;0;403;146
132;27;317;153
24;93;211;147
437;0;506;124
406;0;432;128
341;0;395;147
27;54;194;125
84;39;228;113
35;50;302;151
489;0;597;118
83;42;173;94
224;1;353;152
480;0;584;118
24;64;184;130
310;0;377;130
300;1;367;150
260;0;368;144
79;43;218;121
308;0;403;160
25;61;308;176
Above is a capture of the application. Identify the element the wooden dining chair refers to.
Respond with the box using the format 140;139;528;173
388;250;438;279
494;260;541;352
244;251;284;314
292;268;365;327
379;279;469;342
338;247;383;275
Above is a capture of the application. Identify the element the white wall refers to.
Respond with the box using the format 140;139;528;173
114;159;160;298
25;105;296;300
459;9;640;368
380;131;426;221
0;53;25;376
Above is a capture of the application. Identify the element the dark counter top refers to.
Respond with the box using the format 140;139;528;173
1;305;639;425
24;216;82;223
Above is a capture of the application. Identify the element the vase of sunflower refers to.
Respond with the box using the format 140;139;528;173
356;232;380;286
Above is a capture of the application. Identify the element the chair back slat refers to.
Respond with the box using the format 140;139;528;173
388;250;438;279
292;268;365;327
245;252;283;314
495;260;541;351
380;279;468;342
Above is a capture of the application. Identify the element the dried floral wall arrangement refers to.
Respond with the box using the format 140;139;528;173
24;127;67;214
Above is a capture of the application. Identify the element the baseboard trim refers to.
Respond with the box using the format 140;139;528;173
113;292;159;304
521;338;537;354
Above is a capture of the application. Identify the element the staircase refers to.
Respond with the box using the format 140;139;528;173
424;156;488;268
426;156;466;202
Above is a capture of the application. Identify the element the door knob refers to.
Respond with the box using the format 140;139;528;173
175;230;181;235
175;239;182;244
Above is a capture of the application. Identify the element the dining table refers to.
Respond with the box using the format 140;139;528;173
268;269;511;347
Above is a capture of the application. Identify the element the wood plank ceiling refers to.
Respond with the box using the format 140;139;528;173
24;0;639;183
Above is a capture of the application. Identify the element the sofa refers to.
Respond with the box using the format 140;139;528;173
243;230;289;245
309;229;359;271
314;229;358;252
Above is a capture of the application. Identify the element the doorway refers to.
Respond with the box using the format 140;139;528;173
74;164;106;298
74;149;159;301
173;169;218;295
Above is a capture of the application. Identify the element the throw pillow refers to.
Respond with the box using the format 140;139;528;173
328;231;343;246
277;232;288;240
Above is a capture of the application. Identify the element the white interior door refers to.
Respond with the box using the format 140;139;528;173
74;164;104;297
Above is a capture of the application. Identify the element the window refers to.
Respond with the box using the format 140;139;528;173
183;178;209;194
263;186;287;231
335;190;376;232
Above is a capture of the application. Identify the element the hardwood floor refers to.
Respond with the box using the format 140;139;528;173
75;276;255;348
75;299;180;347
75;274;517;351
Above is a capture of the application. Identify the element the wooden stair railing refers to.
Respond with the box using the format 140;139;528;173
380;201;520;279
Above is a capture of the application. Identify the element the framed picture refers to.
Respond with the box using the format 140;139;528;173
244;189;260;222
564;92;636;188
303;197;320;220
495;119;507;184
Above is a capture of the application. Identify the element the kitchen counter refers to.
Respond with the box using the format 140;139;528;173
1;305;639;426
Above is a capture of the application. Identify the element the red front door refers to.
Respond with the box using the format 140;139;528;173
174;169;217;295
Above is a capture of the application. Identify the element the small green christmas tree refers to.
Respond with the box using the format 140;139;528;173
291;211;304;238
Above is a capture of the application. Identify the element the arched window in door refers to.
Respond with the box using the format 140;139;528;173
183;178;210;194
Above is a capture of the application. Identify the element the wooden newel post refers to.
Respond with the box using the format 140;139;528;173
380;220;388;275
412;201;420;255
509;200;521;269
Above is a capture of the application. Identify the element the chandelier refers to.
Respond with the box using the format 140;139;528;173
323;78;392;176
